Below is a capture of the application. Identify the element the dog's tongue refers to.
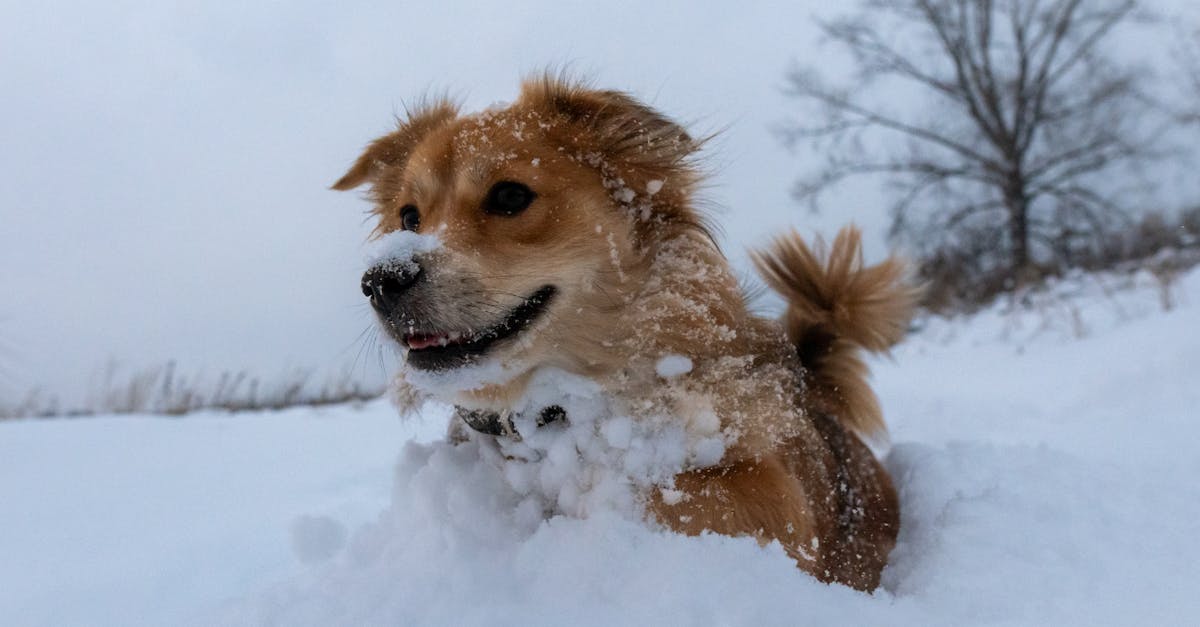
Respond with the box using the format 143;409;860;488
406;332;460;350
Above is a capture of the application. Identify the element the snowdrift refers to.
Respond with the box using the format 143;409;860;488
240;268;1200;626
2;268;1198;626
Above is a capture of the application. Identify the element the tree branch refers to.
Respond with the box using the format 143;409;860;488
785;69;1007;172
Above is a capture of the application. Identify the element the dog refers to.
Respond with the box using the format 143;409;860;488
334;75;917;591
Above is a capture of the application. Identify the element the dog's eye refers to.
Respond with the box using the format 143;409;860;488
484;181;536;216
400;205;420;231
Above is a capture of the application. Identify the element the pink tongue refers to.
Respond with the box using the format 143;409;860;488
406;334;450;350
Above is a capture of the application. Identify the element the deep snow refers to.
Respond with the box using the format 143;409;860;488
2;268;1198;626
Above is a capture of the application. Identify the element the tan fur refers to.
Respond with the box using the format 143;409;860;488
751;227;920;439
334;74;916;591
331;99;460;194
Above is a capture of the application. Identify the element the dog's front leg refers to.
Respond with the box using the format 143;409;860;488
648;454;826;576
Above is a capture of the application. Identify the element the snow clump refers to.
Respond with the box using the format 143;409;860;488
655;354;694;378
363;229;442;273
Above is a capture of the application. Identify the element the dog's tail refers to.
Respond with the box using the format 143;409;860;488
751;226;919;439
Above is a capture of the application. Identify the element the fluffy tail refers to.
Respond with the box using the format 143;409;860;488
751;226;919;439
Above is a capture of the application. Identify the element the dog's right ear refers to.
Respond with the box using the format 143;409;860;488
331;100;459;191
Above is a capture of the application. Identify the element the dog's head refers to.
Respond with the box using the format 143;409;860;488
335;76;710;385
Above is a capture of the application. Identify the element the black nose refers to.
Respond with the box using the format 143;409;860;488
361;264;420;312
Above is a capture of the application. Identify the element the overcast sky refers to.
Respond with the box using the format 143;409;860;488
2;0;1196;406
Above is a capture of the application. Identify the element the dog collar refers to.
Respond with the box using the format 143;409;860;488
454;405;566;438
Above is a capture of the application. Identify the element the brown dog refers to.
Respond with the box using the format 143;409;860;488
335;75;917;591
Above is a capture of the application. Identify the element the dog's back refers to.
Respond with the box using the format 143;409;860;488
754;226;918;587
654;227;916;590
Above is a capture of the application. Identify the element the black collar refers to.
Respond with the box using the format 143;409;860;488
455;404;566;438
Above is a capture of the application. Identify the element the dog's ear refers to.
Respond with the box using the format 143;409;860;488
332;100;459;191
517;74;699;176
518;74;711;240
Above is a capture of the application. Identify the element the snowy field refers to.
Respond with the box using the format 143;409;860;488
2;267;1198;626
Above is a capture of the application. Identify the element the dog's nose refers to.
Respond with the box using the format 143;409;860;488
361;264;420;312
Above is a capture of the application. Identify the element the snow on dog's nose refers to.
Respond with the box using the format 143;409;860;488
360;230;442;314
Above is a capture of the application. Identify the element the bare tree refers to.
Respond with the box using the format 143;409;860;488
781;0;1159;296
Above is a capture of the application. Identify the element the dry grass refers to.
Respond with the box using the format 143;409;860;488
0;361;385;420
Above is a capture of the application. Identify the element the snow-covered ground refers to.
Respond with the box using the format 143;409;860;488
2;268;1198;626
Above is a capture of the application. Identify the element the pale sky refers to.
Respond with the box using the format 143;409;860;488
1;0;1195;406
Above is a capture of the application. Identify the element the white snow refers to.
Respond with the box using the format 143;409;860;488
289;515;347;566
400;354;522;396
2;268;1199;625
655;354;694;378
363;229;442;271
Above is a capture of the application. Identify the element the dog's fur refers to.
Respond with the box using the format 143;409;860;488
335;75;918;591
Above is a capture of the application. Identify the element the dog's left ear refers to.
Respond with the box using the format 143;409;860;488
517;74;700;179
332;100;459;191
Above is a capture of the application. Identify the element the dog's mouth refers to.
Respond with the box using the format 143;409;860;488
399;285;557;371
